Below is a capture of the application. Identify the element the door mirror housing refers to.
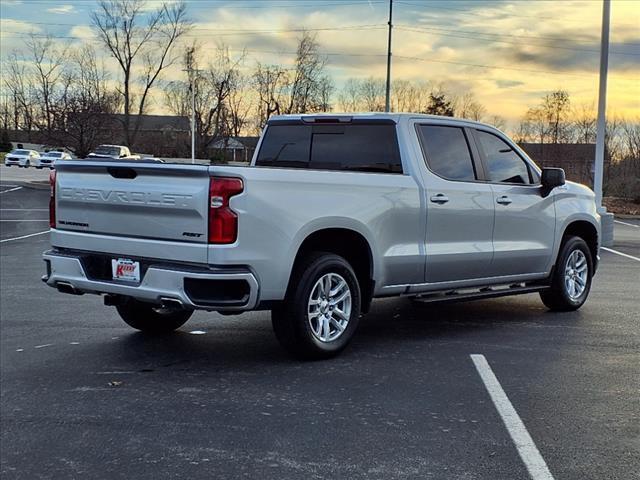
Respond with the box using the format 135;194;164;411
541;167;565;196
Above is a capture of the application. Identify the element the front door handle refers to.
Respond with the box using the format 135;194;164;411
430;193;449;204
496;195;512;205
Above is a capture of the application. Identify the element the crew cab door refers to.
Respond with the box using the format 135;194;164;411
471;129;556;275
415;124;495;283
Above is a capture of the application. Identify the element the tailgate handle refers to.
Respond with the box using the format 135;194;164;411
107;167;137;179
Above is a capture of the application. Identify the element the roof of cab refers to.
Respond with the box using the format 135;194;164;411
267;112;495;130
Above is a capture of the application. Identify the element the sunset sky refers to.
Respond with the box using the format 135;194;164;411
1;0;639;129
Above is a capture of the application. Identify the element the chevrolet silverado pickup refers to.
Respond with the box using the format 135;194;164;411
43;114;601;359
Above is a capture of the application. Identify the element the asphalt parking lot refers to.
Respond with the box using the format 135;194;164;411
1;178;638;480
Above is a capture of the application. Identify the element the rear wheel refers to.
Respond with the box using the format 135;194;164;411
116;298;193;334
272;252;361;359
540;236;593;311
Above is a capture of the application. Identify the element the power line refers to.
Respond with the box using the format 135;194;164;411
395;0;605;25
5;0;386;9
393;54;597;78
395;25;640;57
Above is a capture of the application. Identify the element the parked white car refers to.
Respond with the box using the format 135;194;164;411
38;151;72;169
4;149;40;167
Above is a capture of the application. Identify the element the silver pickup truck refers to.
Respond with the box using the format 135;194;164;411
43;113;601;359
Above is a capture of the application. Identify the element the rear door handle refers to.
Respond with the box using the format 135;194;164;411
430;194;449;204
496;195;512;205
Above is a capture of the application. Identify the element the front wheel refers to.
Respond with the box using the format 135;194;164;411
540;236;593;311
116;298;193;334
272;252;361;359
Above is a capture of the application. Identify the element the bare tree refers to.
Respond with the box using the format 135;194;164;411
488;115;506;130
253;63;289;129
91;0;190;147
359;77;385;111
542;90;571;143
24;34;67;133
456;92;486;121
55;46;120;157
286;31;332;114
573;103;596;143
337;78;364;111
2;51;36;132
166;44;246;157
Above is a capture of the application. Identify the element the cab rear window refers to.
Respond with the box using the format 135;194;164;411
256;123;402;174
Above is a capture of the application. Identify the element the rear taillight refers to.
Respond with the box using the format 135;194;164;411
208;177;243;244
49;169;56;228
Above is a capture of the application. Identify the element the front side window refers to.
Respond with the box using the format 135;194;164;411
256;123;402;173
417;125;476;181
475;130;532;184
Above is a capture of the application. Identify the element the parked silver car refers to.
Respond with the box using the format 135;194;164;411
43;113;601;359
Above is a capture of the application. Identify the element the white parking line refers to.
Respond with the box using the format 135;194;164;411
0;230;49;243
471;354;554;480
614;220;639;228
0;186;22;194
601;247;640;262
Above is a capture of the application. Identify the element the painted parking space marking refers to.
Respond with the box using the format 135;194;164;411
0;230;49;243
601;247;640;262
34;344;53;349
614;220;639;228
0;186;22;194
471;354;554;480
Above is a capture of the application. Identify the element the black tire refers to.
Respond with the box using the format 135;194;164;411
116;298;193;334
272;252;361;360
540;236;593;311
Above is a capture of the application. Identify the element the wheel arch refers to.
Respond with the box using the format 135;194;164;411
287;226;376;313
559;219;600;272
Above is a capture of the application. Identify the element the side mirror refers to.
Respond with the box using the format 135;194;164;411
541;167;565;196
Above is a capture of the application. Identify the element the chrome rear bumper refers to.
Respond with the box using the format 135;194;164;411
42;250;259;311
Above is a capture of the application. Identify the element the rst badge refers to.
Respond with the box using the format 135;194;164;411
111;258;141;282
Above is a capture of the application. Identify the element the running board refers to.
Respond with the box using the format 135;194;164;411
411;284;549;305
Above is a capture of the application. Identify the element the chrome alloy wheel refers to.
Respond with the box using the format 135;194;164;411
564;249;588;300
308;273;352;343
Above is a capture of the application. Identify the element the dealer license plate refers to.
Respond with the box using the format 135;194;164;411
111;258;140;282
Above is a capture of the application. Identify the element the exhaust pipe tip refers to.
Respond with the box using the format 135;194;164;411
56;282;82;295
159;297;184;310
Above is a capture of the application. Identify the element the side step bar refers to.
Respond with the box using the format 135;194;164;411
411;284;549;305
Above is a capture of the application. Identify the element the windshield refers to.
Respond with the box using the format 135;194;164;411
11;150;29;155
93;146;121;156
45;152;63;158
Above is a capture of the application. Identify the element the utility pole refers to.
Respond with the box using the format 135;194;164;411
594;0;614;246
384;0;393;112
182;47;201;164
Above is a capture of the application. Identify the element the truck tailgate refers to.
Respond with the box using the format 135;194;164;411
53;161;210;244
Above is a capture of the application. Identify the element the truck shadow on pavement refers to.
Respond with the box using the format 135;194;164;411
103;295;583;371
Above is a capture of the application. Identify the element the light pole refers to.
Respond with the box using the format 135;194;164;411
594;0;614;246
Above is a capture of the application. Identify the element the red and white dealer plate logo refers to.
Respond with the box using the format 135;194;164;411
111;258;141;282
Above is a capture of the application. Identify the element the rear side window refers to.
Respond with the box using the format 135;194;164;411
254;125;311;168
256;123;402;173
417;125;476;181
475;130;532;184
